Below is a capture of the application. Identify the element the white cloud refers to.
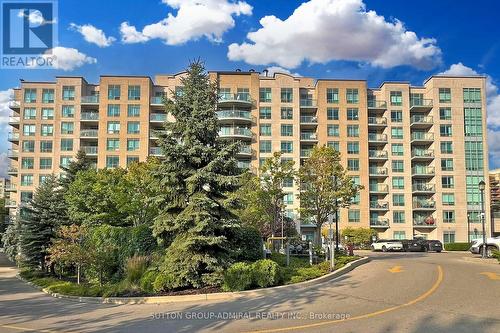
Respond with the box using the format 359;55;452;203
33;47;97;71
70;23;116;47
488;129;500;169
262;66;301;77
120;0;252;45
228;0;441;70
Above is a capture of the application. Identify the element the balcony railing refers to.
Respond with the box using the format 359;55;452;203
300;99;317;107
237;160;251;170
369;184;389;192
410;115;433;125
7;149;19;158
5;200;17;207
300;132;318;140
411;132;434;141
413;216;436;227
8;116;20;124
8;132;19;141
151;96;164;105
219;93;252;103
300;115;318;124
412;166;435;176
81;112;99;120
368;133;387;142
369;167;388;176
411;149;434;158
80;129;99;138
9;100;21;109
5;184;16;192
81;146;98;155
370;218;389;227
149;147;162;156
216;110;251;120
238;145;252;155
7;167;18;175
300;149;312;157
370;201;389;209
368;117;387;125
413;199;436;209
369;150;388;159
150;113;167;122
412;183;436;192
218;127;252;138
410;98;433;108
81;95;99;104
367;100;387;109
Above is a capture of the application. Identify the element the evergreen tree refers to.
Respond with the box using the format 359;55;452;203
59;150;93;190
1;215;22;262
153;61;241;289
19;175;67;269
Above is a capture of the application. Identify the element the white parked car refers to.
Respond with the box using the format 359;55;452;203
371;239;403;252
469;236;500;257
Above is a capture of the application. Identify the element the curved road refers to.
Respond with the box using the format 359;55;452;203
0;251;499;333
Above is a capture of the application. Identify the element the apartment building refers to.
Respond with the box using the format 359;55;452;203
0;178;6;199
490;169;500;236
5;71;491;243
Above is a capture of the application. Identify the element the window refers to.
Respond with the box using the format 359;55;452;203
392;160;404;172
464;107;483;137
62;86;75;101
393;194;405;206
443;211;455;223
175;86;184;97
127;105;140;117
61;122;74;134
259;107;271;119
442;193;455;206
39;175;50;184
127;121;140;134
23;124;36;136
42;89;54;103
128;85;141;100
24;88;36;103
260;140;272;153
20;191;33;203
346;89;359;104
326;88;339;103
347;108;359;120
392;177;404;189
465;141;484;171
327;108;339;120
127;139;140;151
442;176;454;189
23;108;36;119
391;127;403;139
21;174;33;186
391;111;402;123
283;177;293;188
392;143;403;156
21;157;34;169
440;125;452;137
61;138;73;151
127;156;139;166
393;231;406;240
283;193;294;205
327;141;340;151
393;211;405;223
347;142;359;154
260;124;271;136
62;105;75;118
463;88;481;103
280;107;293;120
347;159;359;171
466;175;485;205
351;193;360;205
40;141;52;153
39;158;52;169
41;108;54;120
347;125;359;137
327;124;339;137
107;121;120;134
439;88;451;103
440;107;452;120
390;91;402;106
281;124;293;136
237;88;249;101
108;85;121;100
107;138;120;151
281;141;293;153
22;140;35;152
106;156;120;168
259;88;272;102
107;104;120;117
281;88;293;103
441;158;453;171
440;142;453;154
352;176;360;186
348;209;360;222
443;231;455;244
41;124;53;136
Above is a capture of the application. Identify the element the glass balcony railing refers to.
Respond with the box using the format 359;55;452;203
413;199;436;209
7;149;19;158
216;110;251;120
413;216;436;227
370;218;389;227
238;145;252;155
151;96;164;105
410;115;433;124
8;132;19;141
7;167;18;174
80;129;99;138
5;200;17;207
369;167;388;175
370;201;389;209
300;132;318;140
367;100;387;109
237;160;251;170
300;99;317;107
369;184;389;192
369;150;388;159
300;149;312;157
412;183;436;192
5;184;16;192
368;117;387;125
8;116;20;124
149;147;162;156
81;112;99;120
300;115;318;124
218;127;252;138
219;93;252;103
410;98;433;108
150;113;167;122
411;132;434;141
81;95;99;104
81;146;98;155
411;149;434;158
368;133;387;142
412;166;435;176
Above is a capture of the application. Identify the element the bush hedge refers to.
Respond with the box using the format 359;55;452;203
252;259;281;288
444;242;470;251
222;262;253;291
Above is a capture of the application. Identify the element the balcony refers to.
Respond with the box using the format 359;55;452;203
368;117;387;127
300;132;318;141
300;149;312;158
367;100;387;110
370;217;390;228
410;132;434;144
81;95;99;105
300;115;318;125
5;184;16;192
80;129;99;138
81;146;98;155
7;167;18;175
410;115;433;128
412;183;436;194
369;184;389;193
150;96;164;106
368;133;387;144
9;100;21;110
237;160;251;170
5;200;17;208
412;166;435;177
81;112;99;121
369;150;388;160
150;113;168;122
237;145;252;157
8;116;20;126
300;99;317;108
413;216;437;228
218;93;252;106
369;167;388;177
370;201;389;210
7;149;19;159
411;149;434;161
410;98;433;112
8;132;19;142
413;199;436;210
218;127;252;139
149;147;163;156
216;110;252;122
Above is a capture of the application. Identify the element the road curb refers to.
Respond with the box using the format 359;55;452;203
17;257;370;305
461;256;499;265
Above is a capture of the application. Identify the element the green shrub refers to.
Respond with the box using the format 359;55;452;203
125;255;149;285
492;250;500;262
252;259;281;288
230;227;264;262
153;273;177;293
288;266;324;284
222;262;253;291
101;281;132;298
444;242;470;251
140;270;159;293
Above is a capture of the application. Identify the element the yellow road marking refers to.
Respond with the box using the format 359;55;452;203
480;272;500;280
0;324;60;332
246;265;444;333
388;265;403;273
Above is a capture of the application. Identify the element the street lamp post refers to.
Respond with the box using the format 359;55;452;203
467;213;471;244
478;180;487;259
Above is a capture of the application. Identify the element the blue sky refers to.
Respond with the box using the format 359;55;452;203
1;0;500;176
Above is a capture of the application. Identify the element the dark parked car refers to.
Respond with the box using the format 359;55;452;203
402;239;428;252
425;240;443;252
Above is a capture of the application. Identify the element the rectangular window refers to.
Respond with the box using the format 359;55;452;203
443;211;455;223
347;142;359;154
439;88;451;103
39;158;52;170
127;121;140;134
23;124;36;136
42;89;54;103
440;142;453;154
441;158;454;171
347;108;359;120
327;141;340;151
41;124;53;136
281;124;293;136
351;193;360;205
260;124;271;136
392;160;404;172
62;86;75;101
260;140;272;153
106;156;120;168
128;85;141;100
60;156;72;168
108;85;121;100
440;107;452;120
280;141;293;153
391;127;403;139
127;139;140;151
393;211;405;223
259;107;271;119
259;88;272;102
283;177;293;188
440;125;452;137
280;107;293;120
60;138;73;151
348;209;360;222
41;108;54;120
443;231;455;244
466;175;485;205
392;143;403;156
175;86;184;97
20;174;34;186
107;121;120;134
442;176;454;189
127;156;139;166
21;157;34;169
61;122;74;134
346;88;359;104
39;175;50;184
464;107;483;137
61;105;74;118
283;193;294;205
327;107;339;120
20;191;33;203
24;88;37;103
327;124;339;137
326;88;339;103
391;111;402;123
392;177;404;189
442;193;455;206
463;88;481;103
347;159;359;171
23;108;36;119
393;194;405;206
390;91;402;106
347;125;359;137
465;141;484;171
281;88;293;103
393;231;406;240
107;104;120;117
22;140;35;152
127;105;140;117
106;139;120;151
40;141;53;153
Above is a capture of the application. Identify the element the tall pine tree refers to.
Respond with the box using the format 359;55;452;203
59;149;93;190
153;61;241;289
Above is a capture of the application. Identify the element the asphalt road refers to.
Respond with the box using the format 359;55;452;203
0;251;499;333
